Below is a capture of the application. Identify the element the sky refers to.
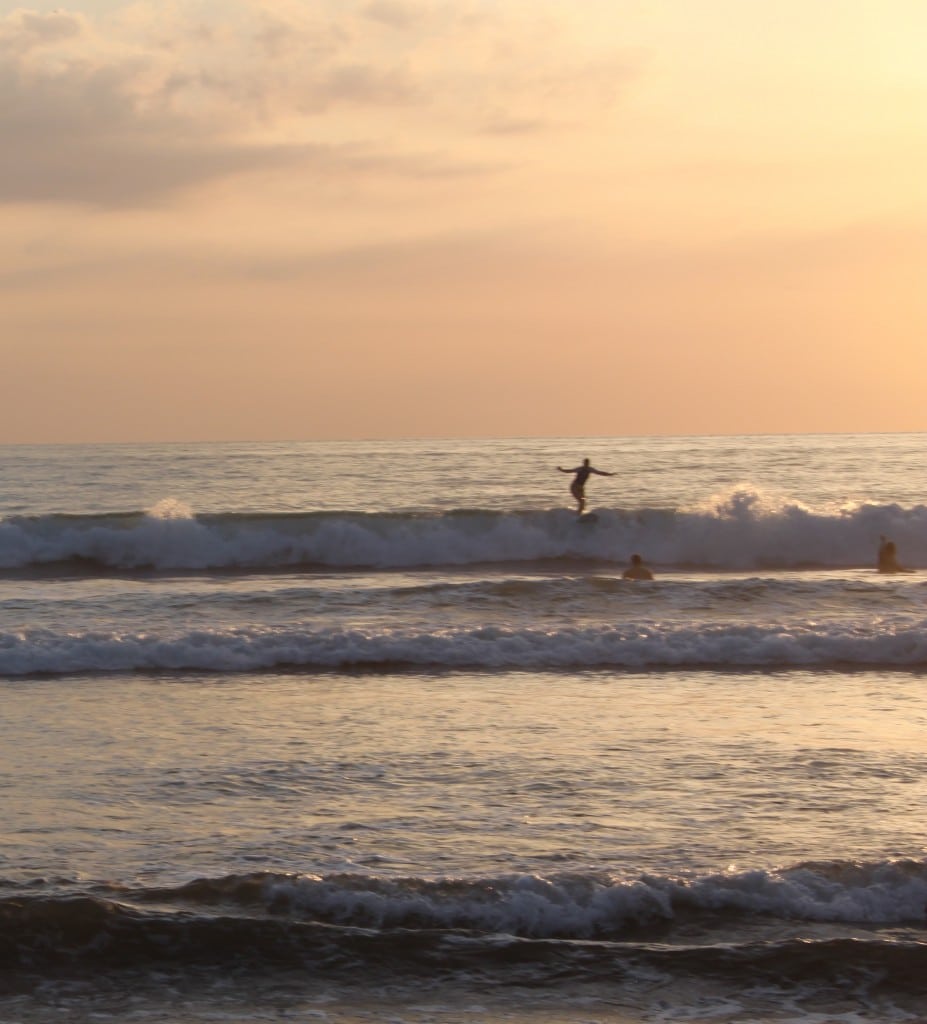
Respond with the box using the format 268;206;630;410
1;0;925;444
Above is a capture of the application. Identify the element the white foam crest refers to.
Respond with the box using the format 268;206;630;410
0;512;225;570
2;502;927;571
695;484;813;518
265;871;676;937
668;859;927;924
0;511;579;570
259;860;927;936
637;496;927;570
3;616;927;675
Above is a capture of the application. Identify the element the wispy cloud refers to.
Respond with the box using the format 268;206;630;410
0;2;638;207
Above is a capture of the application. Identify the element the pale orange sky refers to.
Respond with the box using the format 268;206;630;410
2;0;925;443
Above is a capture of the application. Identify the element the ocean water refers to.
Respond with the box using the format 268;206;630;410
1;433;925;1024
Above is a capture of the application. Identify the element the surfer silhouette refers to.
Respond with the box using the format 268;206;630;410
877;535;912;574
622;553;654;580
557;458;613;514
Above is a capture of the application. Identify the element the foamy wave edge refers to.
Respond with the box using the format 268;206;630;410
3;620;927;676
1;501;926;572
184;857;927;934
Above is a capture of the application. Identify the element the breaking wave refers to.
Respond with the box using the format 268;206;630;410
1;496;925;575
3;616;927;676
2;859;925;995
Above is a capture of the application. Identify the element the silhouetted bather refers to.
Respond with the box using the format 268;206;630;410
622;554;654;580
556;458;613;514
877;535;912;574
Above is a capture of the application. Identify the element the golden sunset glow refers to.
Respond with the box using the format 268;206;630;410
2;0;924;442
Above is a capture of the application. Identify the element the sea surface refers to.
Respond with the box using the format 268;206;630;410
1;433;925;1024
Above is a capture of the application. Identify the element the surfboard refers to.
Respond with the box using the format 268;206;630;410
577;512;598;524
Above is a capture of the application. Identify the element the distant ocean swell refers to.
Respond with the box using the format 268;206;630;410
2;860;925;990
1;498;925;573
3;617;927;675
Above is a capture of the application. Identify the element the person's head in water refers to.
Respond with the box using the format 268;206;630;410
623;553;653;580
582;458;590;467
876;536;912;573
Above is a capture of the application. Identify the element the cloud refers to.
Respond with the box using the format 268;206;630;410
0;8;86;51
361;0;420;30
0;7;386;206
0;3;638;208
0;133;305;209
0;20;301;204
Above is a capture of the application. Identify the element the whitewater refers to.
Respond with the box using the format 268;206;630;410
1;433;925;1024
2;497;927;573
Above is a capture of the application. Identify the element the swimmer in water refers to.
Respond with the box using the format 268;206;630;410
622;553;654;580
556;458;614;514
877;535;912;573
